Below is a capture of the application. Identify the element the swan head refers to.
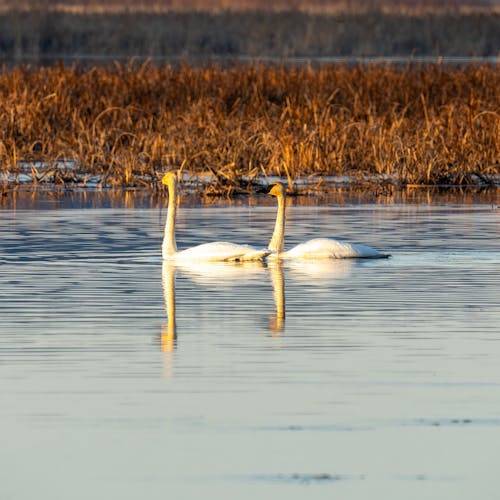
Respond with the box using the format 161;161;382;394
268;182;286;198
161;172;177;188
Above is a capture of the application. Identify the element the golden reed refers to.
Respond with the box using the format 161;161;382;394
1;62;498;194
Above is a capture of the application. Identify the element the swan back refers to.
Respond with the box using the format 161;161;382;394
169;242;270;262
283;238;388;259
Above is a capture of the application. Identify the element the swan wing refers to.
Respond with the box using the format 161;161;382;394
170;242;270;262
283;238;389;259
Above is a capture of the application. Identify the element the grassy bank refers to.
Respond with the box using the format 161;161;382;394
0;63;499;195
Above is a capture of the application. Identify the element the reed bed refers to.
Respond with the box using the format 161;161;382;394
0;62;499;196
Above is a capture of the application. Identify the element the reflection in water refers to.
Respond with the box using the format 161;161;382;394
3;204;500;499
161;259;355;344
160;260;287;346
266;259;354;334
161;262;177;354
3;186;500;210
174;260;267;286
268;261;285;335
286;258;353;284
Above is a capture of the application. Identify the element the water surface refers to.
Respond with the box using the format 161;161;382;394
1;194;499;499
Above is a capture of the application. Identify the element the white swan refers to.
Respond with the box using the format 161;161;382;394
161;172;270;262
268;182;390;259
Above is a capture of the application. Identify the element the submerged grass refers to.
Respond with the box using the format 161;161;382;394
0;62;499;196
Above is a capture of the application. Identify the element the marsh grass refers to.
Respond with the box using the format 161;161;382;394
0;62;499;196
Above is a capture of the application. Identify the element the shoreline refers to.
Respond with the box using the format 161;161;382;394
2;169;500;193
2;179;499;210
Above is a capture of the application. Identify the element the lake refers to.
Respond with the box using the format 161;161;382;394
1;190;499;499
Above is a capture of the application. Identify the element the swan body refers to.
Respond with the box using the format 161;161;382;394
171;242;270;263
268;182;390;260
280;238;384;259
161;172;270;262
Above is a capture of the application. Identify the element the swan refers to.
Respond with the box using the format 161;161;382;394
268;182;390;259
161;172;270;262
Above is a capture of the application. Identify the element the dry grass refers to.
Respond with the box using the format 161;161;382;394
0;62;499;196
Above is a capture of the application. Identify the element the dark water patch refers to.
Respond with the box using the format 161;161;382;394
399;418;500;428
249;472;365;484
258;423;371;432
396;474;462;481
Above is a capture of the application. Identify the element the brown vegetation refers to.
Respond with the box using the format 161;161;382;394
0;62;499;195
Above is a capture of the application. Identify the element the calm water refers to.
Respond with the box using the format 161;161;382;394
1;194;500;499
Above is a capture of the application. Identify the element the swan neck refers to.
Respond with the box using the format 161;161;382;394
269;193;285;254
163;181;178;258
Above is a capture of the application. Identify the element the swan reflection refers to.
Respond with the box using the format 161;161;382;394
266;259;354;334
268;261;285;335
161;262;177;353
173;260;267;286
285;258;353;284
160;259;287;353
160;257;353;351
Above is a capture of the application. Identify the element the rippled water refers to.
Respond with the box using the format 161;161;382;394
1;195;500;499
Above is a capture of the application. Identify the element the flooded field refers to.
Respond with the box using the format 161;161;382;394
1;191;500;499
